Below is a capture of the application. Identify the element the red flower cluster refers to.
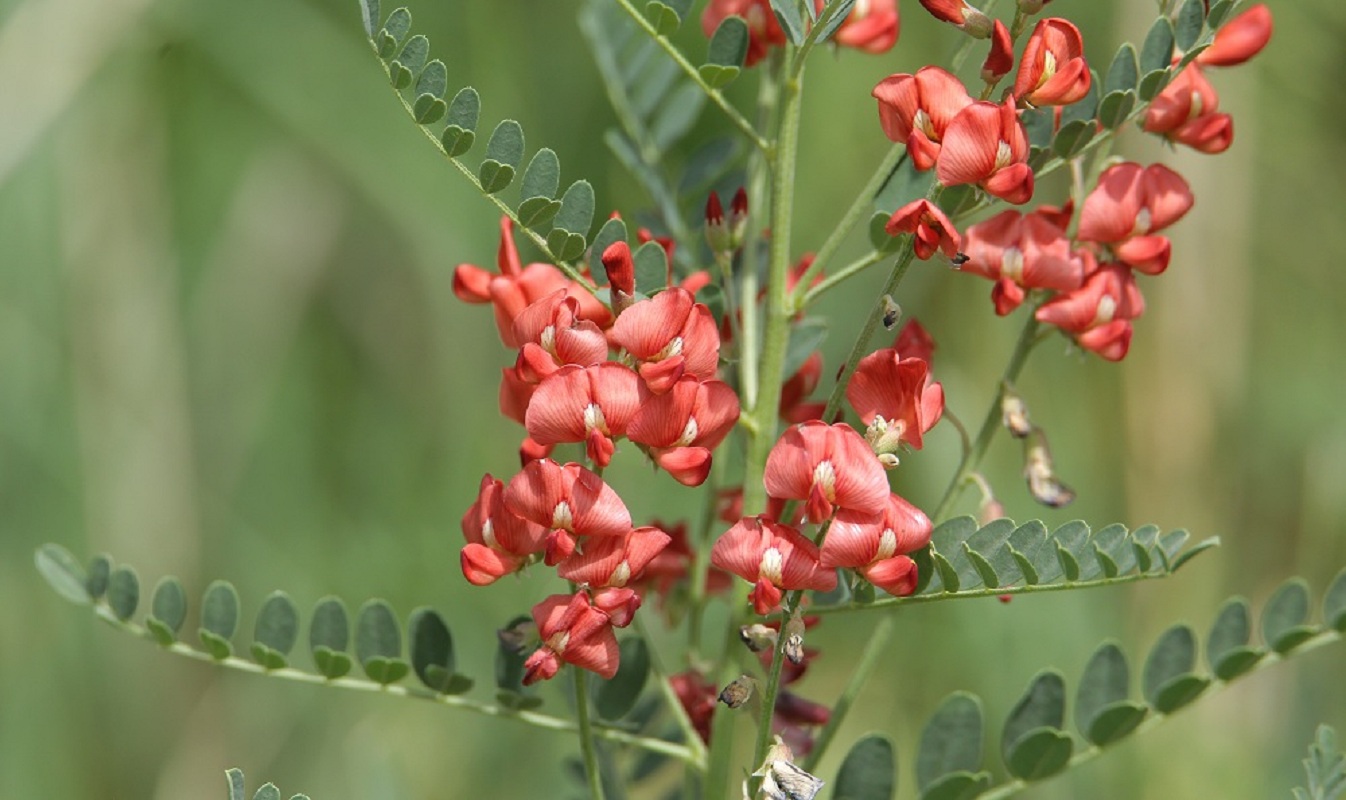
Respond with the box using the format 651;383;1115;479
453;221;745;682
701;0;900;67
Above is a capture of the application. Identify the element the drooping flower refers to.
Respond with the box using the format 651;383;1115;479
627;377;741;486
846;349;944;455
821;493;933;596
885;199;962;261
916;0;993;37
522;592;621;684
830;0;900;54
1196;3;1272;67
872;67;974;171
711;516;837;614
1076;162;1193;274
1143;64;1234;155
453;217;608;348
937;98;1034;204
764;421;890;523
511;289;609;382
505;459;632;564
557;526;672;589
1035;257;1145;361
981;19;1014;83
609;288;721;393
1012;18;1091;106
459;474;548;586
525;363;643;468
961;203;1084;314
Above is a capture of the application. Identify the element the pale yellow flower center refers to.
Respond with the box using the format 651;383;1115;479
552;501;574;530
1093;295;1118;327
674;417;699;447
995;140;1014;171
760;547;785;583
584;403;609;435
876;528;898;560
610;560;631;587
1036;51;1058;90
1001;246;1025;282
812;460;838;501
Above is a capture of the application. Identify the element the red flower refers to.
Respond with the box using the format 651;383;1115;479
558;526;670;590
764;421;889;523
525;363;642;469
962;203;1084;314
511;290;609;382
1013;18;1091;106
872;67;973;171
981;19;1014;83
609;288;721;393
1076;162;1193;275
846;349;944;454
1143;64;1234;155
459;474;548;586
628;377;741;486
885;199;962;261
701;0;786;67
938;98;1034;204
453;217;608;348
831;0;900;54
894;319;936;365
505;459;632;565
670;671;718;743
711;516;837;614
523;592;621;684
1035;258;1144;361
629;520;734;603
780;351;826;424
916;0;993;37
821;493;932;596
1196;3;1272;67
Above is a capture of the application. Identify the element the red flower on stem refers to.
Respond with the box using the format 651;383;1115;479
764;421;890;523
505;459;632;565
525;363;642;469
523;592;621;684
609;288;721;394
872;67;973;171
1013;18;1091;106
846;348;944;455
981;20;1014;84
711;516;837;614
822;493;933;596
938;98;1034;204
701;0;785;67
1035;257;1145;361
1196;3;1272;67
1076;162;1193;275
885;199;962;261
916;0;993;37
830;0;900;54
628;377;741;486
1143;64;1234;155
511;289;609;382
961;203;1084;315
459;474;548;586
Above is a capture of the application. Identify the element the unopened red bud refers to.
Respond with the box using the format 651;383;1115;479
998;593;1013;603
601;240;636;316
706;192;732;254
719;674;756;708
730;187;749;247
981;19;1014;83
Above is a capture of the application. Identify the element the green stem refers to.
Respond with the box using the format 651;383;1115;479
791;145;906;307
931;306;1043;523
819;244;918;421
90;606;699;765
741;59;807;514
573;668;608;800
799;250;887;308
750;600;798;792
800;614;895;771
611;0;770;153
635;615;711;768
973;627;1346;800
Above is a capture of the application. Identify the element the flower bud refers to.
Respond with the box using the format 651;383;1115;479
719;674;756;709
705;192;731;254
1000;384;1032;438
601;241;636;317
729;187;750;247
981;19;1013;83
961;7;994;38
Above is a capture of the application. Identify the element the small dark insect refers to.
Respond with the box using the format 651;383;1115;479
950;252;970;267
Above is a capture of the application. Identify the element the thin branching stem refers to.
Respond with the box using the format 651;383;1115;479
573;670;608;800
611;0;770;153
90;605;700;766
800;250;887;308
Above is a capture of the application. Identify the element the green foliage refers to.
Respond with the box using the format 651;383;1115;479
1075;643;1147;745
1173;0;1206;51
1001;671;1070;781
225;768;311;800
833;734;895;800
592;638;650;720
355;599;409;684
147;576;188;646
702;16;748;87
633;241;669;296
410;607;472;695
495;615;543;711
35;544;91;606
201;580;241;660
769;0;806;45
1325;569;1346;632
1295;725;1346;800
252;591;300;670
107;565;140;622
1263;578;1317;654
814;0;860;44
309;597;353;680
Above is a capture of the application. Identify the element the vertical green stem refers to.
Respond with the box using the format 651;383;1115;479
801;614;895;771
741;63;806;515
931;307;1043;522
749;600;798;793
573;670;607;800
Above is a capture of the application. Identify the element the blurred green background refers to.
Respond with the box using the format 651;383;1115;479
3;0;1343;797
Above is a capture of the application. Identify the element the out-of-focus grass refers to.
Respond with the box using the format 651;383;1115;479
2;0;1342;798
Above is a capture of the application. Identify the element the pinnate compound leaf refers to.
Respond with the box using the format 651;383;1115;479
147;576;187;645
252;591;299;668
377;8;411;59
356;599;407;684
410;607;468;694
593;638;650;720
770;0;805;45
1002;670;1066;765
87;554;112;599
702;16;748;88
1004;728;1073;781
548;181;596;261
441;88;481;157
918;692;983;790
107;565;140;621
920;772;991;800
1263;577;1316;653
1206;596;1254;671
633;241;669;295
833;733;895;800
35;543;91;605
1174;0;1206;51
1325;569;1346;632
